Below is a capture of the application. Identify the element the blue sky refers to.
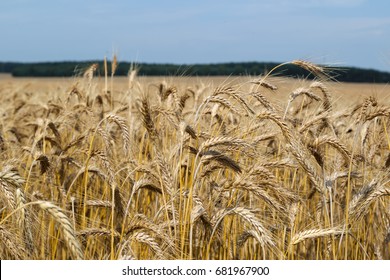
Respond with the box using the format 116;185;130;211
1;0;390;71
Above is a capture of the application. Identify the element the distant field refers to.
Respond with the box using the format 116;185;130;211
0;65;389;260
1;74;389;107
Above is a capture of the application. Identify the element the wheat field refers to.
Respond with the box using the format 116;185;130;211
0;61;389;260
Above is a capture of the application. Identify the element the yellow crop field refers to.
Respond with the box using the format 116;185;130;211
0;62;389;260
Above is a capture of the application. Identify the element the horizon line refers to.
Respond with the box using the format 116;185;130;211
1;60;389;73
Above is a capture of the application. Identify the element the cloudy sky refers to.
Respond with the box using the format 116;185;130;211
1;0;390;71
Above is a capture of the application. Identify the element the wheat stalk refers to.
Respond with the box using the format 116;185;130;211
36;201;84;260
291;226;346;245
0;225;27;259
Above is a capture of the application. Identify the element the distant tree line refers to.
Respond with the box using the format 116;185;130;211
1;61;390;83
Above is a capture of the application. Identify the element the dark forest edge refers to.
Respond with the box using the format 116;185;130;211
1;61;390;83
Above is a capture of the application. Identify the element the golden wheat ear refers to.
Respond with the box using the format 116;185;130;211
36;201;84;260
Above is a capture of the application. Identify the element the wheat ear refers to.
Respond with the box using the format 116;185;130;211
36;201;84;260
